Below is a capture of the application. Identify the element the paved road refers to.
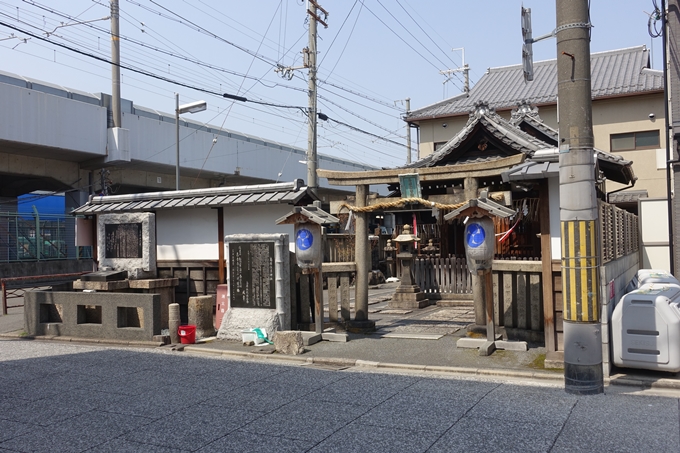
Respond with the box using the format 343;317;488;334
0;339;678;452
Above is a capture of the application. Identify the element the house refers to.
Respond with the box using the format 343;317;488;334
405;45;664;210
72;179;316;305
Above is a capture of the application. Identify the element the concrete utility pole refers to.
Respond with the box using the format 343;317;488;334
667;0;680;277
110;0;121;128
306;1;327;196
556;0;603;395
406;98;412;164
439;48;470;96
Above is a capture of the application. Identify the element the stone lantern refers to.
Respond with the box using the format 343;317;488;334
422;239;439;256
388;224;428;309
384;239;396;278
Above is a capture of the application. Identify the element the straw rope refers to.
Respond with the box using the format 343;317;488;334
337;193;506;213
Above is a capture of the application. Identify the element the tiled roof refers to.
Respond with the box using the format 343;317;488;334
407;46;663;121
72;180;313;215
405;103;554;169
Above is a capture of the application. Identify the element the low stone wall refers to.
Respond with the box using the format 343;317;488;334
25;291;160;341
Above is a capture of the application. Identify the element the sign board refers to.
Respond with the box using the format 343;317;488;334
399;173;422;199
228;241;276;309
104;223;142;259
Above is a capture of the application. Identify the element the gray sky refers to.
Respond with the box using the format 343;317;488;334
0;1;665;171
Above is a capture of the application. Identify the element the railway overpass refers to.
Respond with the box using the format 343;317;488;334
0;69;376;213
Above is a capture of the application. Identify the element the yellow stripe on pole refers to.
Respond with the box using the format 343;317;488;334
561;220;599;322
569;221;577;320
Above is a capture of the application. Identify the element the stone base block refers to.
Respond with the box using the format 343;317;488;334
346;319;376;333
389;289;428;309
322;332;349;342
301;332;322;345
496;340;528;351
273;331;304;355
188;295;216;339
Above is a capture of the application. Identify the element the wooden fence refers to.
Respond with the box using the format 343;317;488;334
413;255;472;296
413;256;543;341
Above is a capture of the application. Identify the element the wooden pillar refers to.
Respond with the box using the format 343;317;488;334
464;176;485;327
539;179;556;352
217;207;225;284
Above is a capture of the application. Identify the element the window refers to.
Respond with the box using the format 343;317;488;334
611;130;660;151
434;141;447;152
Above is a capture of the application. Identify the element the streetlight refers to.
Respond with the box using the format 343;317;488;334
175;94;207;190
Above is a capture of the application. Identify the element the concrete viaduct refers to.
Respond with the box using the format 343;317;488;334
0;69;375;212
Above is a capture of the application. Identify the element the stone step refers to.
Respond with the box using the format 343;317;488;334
435;299;474;308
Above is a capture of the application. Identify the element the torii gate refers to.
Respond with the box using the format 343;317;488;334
317;155;524;331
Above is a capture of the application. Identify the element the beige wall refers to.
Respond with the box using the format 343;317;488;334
592;94;666;197
414;93;665;197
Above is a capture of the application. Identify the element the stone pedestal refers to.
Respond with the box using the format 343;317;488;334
73;278;178;329
188;295;216;339
388;225;427;309
389;286;429;309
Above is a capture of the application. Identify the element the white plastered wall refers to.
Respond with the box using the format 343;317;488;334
155;204;297;261
549;176;562;261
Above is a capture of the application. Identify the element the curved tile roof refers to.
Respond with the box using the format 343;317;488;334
407;46;663;121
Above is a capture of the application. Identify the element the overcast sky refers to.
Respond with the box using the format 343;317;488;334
0;1;665;171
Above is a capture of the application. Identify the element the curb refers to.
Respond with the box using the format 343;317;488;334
0;334;164;348
181;345;566;384
8;333;680;392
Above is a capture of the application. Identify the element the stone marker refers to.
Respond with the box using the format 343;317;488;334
273;331;304;355
169;303;180;344
188;295;216;339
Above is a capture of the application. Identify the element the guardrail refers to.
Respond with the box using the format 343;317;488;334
1;272;89;315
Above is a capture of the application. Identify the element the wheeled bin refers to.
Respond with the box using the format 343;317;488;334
624;269;679;294
612;284;680;372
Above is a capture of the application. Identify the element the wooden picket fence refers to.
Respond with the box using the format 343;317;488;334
413;255;473;295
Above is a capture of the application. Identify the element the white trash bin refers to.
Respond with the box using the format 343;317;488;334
612;283;680;372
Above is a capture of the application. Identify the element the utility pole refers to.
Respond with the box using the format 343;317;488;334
305;1;327;196
110;0;121;128
405;98;412;164
556;0;603;395
440;48;470;96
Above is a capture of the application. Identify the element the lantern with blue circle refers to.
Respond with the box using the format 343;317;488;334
464;217;495;271
295;223;322;268
276;205;339;270
443;191;516;273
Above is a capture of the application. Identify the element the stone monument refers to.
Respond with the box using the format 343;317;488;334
97;212;156;279
217;233;290;340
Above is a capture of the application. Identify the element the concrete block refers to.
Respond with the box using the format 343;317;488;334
456;337;488;349
495;340;528;351
321;332;349;342
25;291;160;341
300;332;322;345
478;340;496;356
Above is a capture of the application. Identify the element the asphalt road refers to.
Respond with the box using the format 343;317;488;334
0;339;678;452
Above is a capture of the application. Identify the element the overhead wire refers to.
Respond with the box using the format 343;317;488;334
4;1;409;169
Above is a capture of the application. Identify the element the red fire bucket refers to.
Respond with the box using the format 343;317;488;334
178;325;196;344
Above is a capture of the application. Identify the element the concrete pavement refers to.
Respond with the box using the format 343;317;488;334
0;339;678;452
